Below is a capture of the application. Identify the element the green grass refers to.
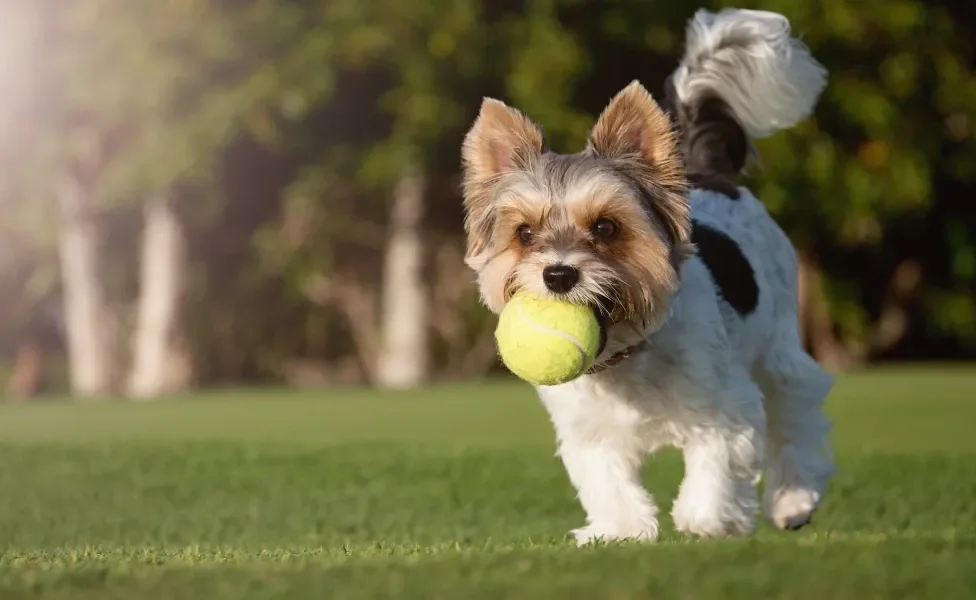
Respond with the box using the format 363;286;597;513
0;367;975;599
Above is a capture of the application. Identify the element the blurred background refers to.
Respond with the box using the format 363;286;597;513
0;0;973;401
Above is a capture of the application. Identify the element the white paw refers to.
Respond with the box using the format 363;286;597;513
672;500;756;539
767;487;819;531
571;521;659;546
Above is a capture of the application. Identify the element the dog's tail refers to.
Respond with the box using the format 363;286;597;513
666;9;826;178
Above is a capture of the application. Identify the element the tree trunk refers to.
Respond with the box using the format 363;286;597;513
7;340;43;401
796;251;852;372
127;194;193;399
374;160;430;389
58;174;116;398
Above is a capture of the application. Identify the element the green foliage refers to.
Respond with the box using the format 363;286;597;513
735;0;976;346
1;0;334;207
2;0;975;383
505;1;592;150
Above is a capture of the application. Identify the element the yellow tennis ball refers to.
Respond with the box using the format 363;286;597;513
495;293;602;386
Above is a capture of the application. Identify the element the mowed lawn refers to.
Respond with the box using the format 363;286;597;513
0;367;975;599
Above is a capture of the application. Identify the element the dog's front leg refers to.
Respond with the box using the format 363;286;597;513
557;436;659;545
672;426;761;538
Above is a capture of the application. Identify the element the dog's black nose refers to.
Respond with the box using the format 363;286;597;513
543;265;579;293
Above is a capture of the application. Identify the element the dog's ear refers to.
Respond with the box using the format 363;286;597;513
461;98;544;269
589;81;680;175
589;81;692;260
462;98;545;180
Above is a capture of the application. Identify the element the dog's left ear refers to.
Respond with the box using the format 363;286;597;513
589;81;692;260
588;81;681;178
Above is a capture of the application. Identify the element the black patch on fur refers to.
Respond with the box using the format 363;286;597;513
687;172;741;199
663;74;747;196
691;221;758;317
681;95;747;174
593;306;609;356
632;184;679;245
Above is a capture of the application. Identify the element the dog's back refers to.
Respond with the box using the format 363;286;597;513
665;8;836;529
663;9;825;362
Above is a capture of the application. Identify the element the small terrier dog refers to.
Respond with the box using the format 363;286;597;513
460;8;834;543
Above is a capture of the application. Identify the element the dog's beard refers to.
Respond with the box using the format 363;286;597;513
499;249;671;333
509;253;627;313
461;81;695;333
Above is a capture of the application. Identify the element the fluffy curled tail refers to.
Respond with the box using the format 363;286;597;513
667;8;827;177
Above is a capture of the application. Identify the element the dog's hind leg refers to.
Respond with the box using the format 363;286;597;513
756;326;834;530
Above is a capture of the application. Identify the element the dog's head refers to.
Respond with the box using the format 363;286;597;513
461;81;693;329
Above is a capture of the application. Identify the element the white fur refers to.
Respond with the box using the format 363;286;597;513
536;9;834;545
672;8;827;140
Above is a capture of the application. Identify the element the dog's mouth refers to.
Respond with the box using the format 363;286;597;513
592;297;613;356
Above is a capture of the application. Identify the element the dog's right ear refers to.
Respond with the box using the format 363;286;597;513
462;98;545;186
461;99;544;270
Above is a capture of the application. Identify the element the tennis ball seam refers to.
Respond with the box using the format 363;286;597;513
514;296;587;377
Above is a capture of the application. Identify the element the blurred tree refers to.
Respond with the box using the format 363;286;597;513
535;0;976;366
3;0;973;398
0;0;336;397
255;0;495;387
729;0;976;366
0;1;118;398
242;0;976;384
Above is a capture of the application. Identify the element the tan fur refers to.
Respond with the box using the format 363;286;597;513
588;81;693;258
590;81;677;164
576;193;677;325
460;82;694;329
462;99;545;270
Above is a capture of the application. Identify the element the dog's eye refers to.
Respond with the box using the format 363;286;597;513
516;224;534;246
592;218;618;240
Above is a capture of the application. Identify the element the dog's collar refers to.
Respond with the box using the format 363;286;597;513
586;340;648;375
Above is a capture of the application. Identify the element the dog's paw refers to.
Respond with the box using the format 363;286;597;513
672;500;756;539
571;521;659;546
767;487;819;531
673;515;753;539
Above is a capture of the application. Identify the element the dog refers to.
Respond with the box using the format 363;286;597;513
460;8;834;544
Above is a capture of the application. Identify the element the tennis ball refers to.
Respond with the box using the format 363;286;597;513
495;293;602;386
